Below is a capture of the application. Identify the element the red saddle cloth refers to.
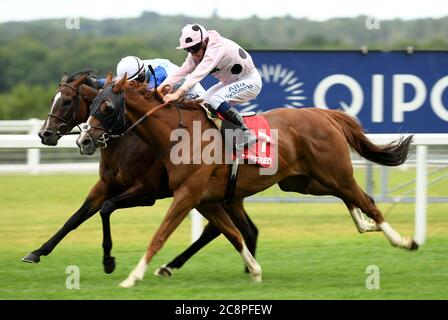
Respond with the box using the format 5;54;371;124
239;115;275;168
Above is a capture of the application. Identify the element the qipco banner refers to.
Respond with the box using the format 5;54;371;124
201;50;448;133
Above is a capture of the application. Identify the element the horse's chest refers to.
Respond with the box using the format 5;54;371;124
101;166;131;188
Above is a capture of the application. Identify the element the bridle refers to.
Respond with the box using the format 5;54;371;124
83;65;174;148
82;95;170;148
47;82;91;135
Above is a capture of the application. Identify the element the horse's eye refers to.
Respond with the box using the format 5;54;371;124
62;99;72;106
101;101;115;115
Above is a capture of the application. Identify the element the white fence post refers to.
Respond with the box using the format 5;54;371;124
190;209;203;242
415;145;427;245
27;119;41;174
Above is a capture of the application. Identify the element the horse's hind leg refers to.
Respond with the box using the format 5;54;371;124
225;198;259;273
335;177;418;250
279;176;380;234
344;202;381;233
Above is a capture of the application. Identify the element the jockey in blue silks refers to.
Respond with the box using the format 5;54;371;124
97;56;205;99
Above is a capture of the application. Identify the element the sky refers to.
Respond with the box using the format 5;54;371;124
1;0;447;22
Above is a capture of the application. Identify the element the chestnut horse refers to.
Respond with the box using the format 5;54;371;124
23;71;259;277
77;75;417;288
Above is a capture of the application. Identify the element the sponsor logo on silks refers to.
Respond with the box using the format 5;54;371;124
225;82;254;99
186;93;200;100
243;155;272;166
240;64;307;113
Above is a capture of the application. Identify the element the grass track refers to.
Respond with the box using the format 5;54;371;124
0;174;447;299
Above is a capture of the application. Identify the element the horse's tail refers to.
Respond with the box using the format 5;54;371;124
329;110;413;166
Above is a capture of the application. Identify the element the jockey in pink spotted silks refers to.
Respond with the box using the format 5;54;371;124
161;23;262;148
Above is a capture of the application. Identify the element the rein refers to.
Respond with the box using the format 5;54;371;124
83;100;171;149
95;65;168;140
110;101;170;138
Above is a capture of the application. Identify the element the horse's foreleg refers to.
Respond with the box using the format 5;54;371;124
22;180;109;263
198;203;262;282
119;187;197;288
99;183;154;274
154;222;221;277
154;198;258;277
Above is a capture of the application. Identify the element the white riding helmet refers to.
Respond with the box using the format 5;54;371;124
116;56;147;81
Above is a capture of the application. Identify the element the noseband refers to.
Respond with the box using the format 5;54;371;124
85;97;170;150
80;122;111;148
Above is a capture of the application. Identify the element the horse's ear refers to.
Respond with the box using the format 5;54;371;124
113;73;127;93
61;72;69;83
73;73;87;87
104;71;114;86
158;84;171;98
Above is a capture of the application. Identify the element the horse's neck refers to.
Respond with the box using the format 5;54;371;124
126;99;211;155
78;84;98;123
126;105;165;150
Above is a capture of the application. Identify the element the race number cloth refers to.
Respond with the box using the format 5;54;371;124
240;115;274;168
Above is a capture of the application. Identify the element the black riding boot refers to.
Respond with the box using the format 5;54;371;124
220;106;257;149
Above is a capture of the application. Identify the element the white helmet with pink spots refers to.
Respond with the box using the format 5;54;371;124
176;23;209;50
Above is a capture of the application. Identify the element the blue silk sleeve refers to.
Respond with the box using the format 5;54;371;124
147;66;168;89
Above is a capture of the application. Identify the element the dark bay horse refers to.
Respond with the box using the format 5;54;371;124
77;75;417;288
23;71;259;277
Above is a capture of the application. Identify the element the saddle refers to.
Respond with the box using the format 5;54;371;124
200;103;272;158
200;103;275;200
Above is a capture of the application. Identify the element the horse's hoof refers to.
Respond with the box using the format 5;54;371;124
410;239;419;251
154;265;172;277
251;273;262;283
22;252;40;263
103;256;116;274
119;278;136;288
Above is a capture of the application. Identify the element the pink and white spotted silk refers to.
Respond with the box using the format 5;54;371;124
162;30;256;92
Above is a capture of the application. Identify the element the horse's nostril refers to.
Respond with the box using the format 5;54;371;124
82;138;92;146
42;131;53;138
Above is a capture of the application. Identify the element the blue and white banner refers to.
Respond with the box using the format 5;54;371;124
202;51;448;133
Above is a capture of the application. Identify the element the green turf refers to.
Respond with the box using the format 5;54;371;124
0;174;447;299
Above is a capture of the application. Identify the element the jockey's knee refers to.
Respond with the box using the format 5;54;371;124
207;95;226;110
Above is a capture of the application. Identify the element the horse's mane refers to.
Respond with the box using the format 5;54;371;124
66;69;101;89
66;69;97;82
122;80;204;110
175;97;204;110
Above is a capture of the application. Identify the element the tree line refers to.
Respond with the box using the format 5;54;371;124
1;11;447;119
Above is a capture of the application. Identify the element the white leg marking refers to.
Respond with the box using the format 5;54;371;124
119;254;148;288
379;222;413;248
350;208;380;233
240;243;262;282
154;263;173;277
